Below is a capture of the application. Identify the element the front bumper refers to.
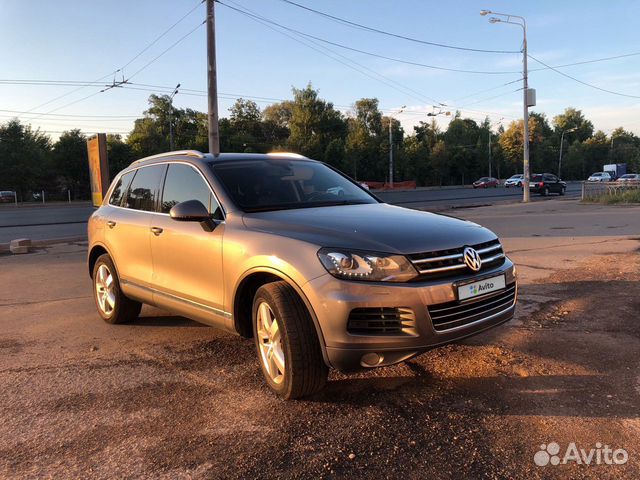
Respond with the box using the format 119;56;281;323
302;258;516;371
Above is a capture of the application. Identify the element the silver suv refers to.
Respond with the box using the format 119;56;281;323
88;151;517;398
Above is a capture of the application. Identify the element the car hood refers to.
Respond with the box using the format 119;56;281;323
242;203;497;254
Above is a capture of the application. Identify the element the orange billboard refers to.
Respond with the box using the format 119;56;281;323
86;134;110;207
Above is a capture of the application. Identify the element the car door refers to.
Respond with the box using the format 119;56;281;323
149;162;227;328
543;174;557;193
103;165;166;301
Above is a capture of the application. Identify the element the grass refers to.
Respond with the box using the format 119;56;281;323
584;188;640;204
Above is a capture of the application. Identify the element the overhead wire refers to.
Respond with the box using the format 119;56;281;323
528;54;640;99
277;0;519;54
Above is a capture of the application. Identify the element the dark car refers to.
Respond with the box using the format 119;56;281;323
472;177;499;188
529;173;566;196
0;191;15;203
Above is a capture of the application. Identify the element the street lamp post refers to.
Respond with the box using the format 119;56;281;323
558;127;577;177
168;83;180;151
388;105;406;188
481;10;531;202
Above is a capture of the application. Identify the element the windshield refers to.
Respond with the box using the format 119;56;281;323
211;159;378;212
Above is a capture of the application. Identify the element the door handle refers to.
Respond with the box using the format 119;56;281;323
150;227;164;236
107;220;116;229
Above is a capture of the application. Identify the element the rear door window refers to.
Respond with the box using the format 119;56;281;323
123;165;167;212
161;163;222;218
109;171;135;206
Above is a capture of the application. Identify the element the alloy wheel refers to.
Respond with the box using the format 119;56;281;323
256;301;285;384
95;264;116;315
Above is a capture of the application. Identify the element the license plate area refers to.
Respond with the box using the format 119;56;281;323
457;274;506;301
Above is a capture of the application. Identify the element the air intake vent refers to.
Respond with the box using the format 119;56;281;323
428;282;516;332
347;307;416;336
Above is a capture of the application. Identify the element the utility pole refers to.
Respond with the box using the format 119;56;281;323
388;120;393;187
388;105;405;187
522;29;530;202
206;0;220;155
168;83;180;151
481;10;532;202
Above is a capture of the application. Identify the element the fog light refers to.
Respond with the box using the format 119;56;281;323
360;352;384;367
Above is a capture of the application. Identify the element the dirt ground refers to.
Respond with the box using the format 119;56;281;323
1;231;639;478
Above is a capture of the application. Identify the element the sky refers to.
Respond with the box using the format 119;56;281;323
0;0;639;140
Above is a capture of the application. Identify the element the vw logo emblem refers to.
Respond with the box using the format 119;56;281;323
463;247;482;272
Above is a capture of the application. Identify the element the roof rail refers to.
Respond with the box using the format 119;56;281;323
130;150;205;166
266;152;308;159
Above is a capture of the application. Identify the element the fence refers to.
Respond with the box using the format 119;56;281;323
581;180;640;200
0;189;79;205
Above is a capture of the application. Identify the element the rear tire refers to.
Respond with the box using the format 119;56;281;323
253;281;328;399
542;187;549;196
92;254;141;324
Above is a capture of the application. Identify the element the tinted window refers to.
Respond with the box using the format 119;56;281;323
109;171;135;206
123;165;166;211
531;175;543;182
211;159;377;212
161;164;222;218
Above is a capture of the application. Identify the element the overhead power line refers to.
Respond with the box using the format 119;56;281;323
119;0;205;74
529;54;640;99
219;1;517;119
16;0;205;119
278;0;519;54
529;51;640;71
218;1;519;75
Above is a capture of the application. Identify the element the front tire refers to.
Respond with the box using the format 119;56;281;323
560;187;566;196
253;281;328;399
92;254;141;324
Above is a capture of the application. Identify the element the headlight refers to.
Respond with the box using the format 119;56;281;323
317;248;418;282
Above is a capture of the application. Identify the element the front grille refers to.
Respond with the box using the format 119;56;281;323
407;239;505;279
428;282;516;332
347;307;416;336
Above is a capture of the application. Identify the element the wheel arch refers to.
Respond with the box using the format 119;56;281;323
88;243;120;280
232;267;330;367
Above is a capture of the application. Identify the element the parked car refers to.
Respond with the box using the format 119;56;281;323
529;173;567;196
587;172;612;182
504;174;524;188
618;173;640;182
88;151;516;399
472;177;499;188
0;191;15;203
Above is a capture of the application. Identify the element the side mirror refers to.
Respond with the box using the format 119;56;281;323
169;200;217;231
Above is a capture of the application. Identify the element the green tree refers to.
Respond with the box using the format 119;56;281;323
287;84;346;164
107;134;134;179
52;129;88;198
553;107;594;142
430;140;449;185
0;119;52;199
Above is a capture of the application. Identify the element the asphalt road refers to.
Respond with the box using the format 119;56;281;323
0;184;582;243
2;200;639;478
376;182;582;208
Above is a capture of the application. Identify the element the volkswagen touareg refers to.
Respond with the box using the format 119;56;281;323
88;151;517;399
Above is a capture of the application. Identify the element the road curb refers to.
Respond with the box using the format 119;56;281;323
0;235;87;254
